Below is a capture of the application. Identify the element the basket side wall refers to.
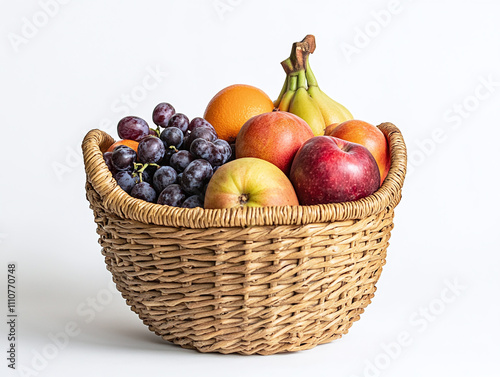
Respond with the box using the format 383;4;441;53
86;181;395;355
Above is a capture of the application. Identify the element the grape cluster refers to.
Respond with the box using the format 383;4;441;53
104;102;234;208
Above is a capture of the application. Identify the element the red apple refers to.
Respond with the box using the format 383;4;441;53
235;111;314;175
289;136;380;205
204;157;299;209
325;120;390;183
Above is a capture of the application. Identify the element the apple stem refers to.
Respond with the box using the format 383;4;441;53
238;193;249;206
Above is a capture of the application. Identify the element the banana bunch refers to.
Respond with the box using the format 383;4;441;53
274;35;353;136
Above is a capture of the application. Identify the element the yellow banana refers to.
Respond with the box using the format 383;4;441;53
288;70;326;136
308;85;353;126
305;56;353;129
278;73;297;112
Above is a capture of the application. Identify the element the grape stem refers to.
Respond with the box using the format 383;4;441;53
132;162;160;183
132;163;144;182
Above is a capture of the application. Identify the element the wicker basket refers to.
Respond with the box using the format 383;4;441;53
82;122;406;355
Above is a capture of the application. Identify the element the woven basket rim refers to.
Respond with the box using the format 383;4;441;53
82;122;406;228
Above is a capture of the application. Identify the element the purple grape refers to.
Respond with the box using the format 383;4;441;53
160;127;183;149
148;128;157;136
161;148;176;166
180;159;213;194
190;138;224;167
181;195;204;208
157;184;186;207
188;117;215;133
144;165;157;182
168;113;189;133
153;166;177;193
103;151;113;168
130;182;157;203
153;102;176;127
214;139;232;163
170;150;195;173
137;136;165;164
184;126;218;150
112;145;136;171
103;152;117;175
177;172;183;184
117;116;150;141
115;171;136;193
190;138;231;167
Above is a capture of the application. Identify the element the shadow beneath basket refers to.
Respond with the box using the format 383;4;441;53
73;319;192;354
74;319;301;358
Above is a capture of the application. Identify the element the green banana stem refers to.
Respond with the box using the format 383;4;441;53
278;73;298;111
305;55;319;87
288;73;298;92
296;69;307;89
274;75;288;108
275;58;295;107
281;58;294;75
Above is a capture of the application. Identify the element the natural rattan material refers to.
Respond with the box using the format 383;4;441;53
82;123;406;355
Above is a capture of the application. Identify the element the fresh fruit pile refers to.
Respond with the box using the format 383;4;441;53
102;34;391;210
103;103;233;208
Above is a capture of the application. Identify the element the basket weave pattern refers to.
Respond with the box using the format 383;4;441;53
83;123;406;355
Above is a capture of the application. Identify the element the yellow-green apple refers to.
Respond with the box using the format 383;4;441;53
204;157;299;209
289;136;380;205
325;120;390;183
235;111;314;175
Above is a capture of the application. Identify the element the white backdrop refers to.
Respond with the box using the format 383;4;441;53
1;1;499;376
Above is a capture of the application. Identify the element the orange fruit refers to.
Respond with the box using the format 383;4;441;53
106;139;139;153
204;84;274;142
